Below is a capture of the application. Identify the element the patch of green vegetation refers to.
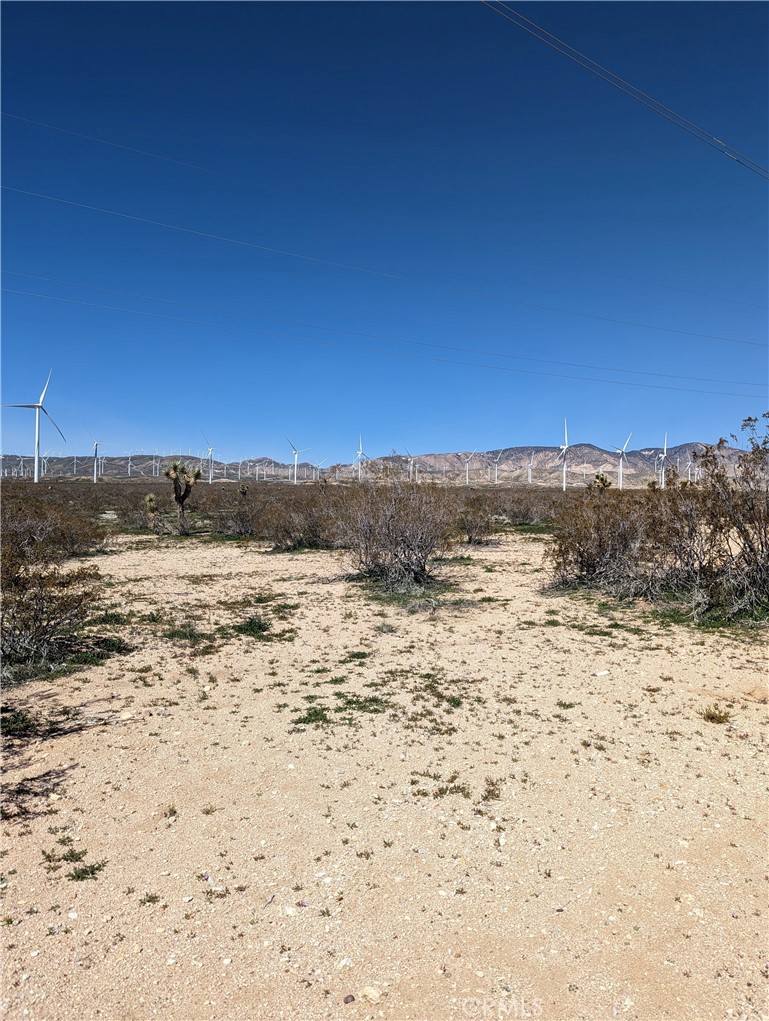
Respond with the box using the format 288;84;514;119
162;621;211;643
67;860;106;881
231;615;273;639
292;704;333;726
1;707;39;739
332;692;391;715
90;609;132;626
341;650;370;663
513;522;554;536
68;635;131;665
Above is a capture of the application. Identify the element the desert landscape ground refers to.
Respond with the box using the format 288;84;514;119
2;525;767;1021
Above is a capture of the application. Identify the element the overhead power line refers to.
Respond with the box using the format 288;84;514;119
481;1;769;181
3;271;762;389
3;186;764;348
4;286;765;400
6;112;766;310
1;112;291;196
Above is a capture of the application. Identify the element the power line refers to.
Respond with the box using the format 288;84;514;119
7;113;765;311
3;271;762;388
4;286;765;400
3;185;764;348
481;1;769;181
1;112;292;196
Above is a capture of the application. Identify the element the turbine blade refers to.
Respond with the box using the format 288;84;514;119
623;433;632;451
564;419;568;447
202;431;211;447
39;370;52;405
42;406;66;442
2;403;36;408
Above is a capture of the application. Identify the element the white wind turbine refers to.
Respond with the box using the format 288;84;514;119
287;438;309;484
658;433;668;489
92;440;105;484
311;458;326;481
556;419;569;492
493;450;503;485
404;448;414;482
611;433;632;491
464;449;476;487
2;370;66;483
202;433;215;484
355;434;367;482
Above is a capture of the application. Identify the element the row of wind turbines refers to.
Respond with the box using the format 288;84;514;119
3;375;693;489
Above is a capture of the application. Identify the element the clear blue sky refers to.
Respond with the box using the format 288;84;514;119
2;1;767;465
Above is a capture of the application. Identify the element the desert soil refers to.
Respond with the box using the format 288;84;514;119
2;532;767;1021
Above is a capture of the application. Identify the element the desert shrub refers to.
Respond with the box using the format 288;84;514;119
336;483;456;590
1;490;104;678
457;492;497;544
548;414;769;621
1;566;101;671
1;490;106;565
260;485;340;551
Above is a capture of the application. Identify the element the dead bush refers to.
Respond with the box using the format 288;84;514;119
336;483;455;590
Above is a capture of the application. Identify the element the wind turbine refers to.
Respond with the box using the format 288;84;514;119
311;458;326;481
202;433;214;484
658;433;668;489
464;449;476;487
404;448;414;482
355;434;367;482
92;440;104;484
556;419;569;492
493;450;503;485
685;459;693;483
2;370;66;483
286;438;309;484
611;433;632;491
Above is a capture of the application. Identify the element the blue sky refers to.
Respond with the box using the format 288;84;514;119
2;1;767;465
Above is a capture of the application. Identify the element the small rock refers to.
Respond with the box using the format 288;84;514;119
343;995;355;1004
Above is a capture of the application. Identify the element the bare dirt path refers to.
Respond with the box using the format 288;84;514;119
2;533;767;1021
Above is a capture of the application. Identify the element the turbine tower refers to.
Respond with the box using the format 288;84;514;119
464;449;476;487
2;370;65;483
287;438;309;484
202;433;214;484
658;433;668;489
611;433;632;491
92;441;103;484
355;434;367;482
493;450;503;485
556;419;569;492
404;448;414;482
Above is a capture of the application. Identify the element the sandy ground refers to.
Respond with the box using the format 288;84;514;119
2;532;767;1021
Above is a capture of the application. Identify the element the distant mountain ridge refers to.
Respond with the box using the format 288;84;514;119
0;441;740;487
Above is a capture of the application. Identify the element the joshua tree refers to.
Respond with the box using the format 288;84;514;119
589;472;612;490
164;462;202;533
144;492;158;532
